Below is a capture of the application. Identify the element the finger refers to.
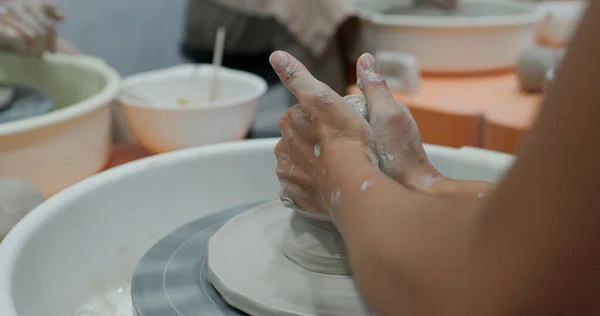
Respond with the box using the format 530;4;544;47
19;5;45;35
276;163;315;191
42;4;64;21
29;4;54;29
0;27;27;54
269;50;346;112
280;124;314;166
279;180;325;219
286;104;319;142
356;53;407;123
20;6;47;55
279;107;318;156
2;16;35;54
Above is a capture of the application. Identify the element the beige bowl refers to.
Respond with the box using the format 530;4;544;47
0;53;120;197
119;65;268;154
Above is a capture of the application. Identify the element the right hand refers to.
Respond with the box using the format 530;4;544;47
355;53;444;191
272;51;379;220
0;1;64;56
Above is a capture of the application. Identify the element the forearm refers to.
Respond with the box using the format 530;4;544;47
469;2;600;314
324;151;482;315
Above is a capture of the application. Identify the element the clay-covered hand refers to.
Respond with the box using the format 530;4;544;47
356;53;443;191
0;1;64;56
271;51;378;220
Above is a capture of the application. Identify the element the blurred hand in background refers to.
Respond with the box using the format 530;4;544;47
0;1;65;56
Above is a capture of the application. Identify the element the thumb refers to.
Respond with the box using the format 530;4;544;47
356;53;410;123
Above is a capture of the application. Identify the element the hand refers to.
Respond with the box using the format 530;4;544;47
355;53;444;191
271;51;379;220
0;1;65;56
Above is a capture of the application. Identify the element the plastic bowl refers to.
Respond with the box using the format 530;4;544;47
0;139;514;316
0;53;120;197
356;0;541;73
119;65;268;154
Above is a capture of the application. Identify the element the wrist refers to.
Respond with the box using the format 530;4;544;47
398;161;447;193
320;141;379;206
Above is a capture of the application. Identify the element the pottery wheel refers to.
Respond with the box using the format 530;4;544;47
132;200;371;316
131;202;262;316
208;200;370;316
0;82;53;124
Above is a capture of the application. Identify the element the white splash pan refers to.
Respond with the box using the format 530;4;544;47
0;139;514;316
357;0;541;73
0;53;121;197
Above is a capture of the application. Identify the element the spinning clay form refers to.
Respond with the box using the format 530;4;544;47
281;212;351;275
279;94;377;276
516;46;565;92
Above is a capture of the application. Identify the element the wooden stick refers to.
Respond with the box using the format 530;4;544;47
209;27;227;102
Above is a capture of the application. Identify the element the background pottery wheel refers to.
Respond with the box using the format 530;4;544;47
208;201;370;316
0;82;53;124
131;202;263;316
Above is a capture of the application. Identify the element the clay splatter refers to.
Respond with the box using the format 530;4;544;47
387;154;394;161
291;110;307;125
331;190;341;210
314;144;321;157
361;180;375;192
290;165;296;174
478;192;485;198
420;174;440;188
317;91;334;105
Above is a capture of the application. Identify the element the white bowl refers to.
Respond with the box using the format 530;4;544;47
356;0;541;73
0;53;121;197
0;139;514;316
537;1;587;47
119;65;268;154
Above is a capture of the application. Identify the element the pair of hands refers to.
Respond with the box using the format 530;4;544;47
0;1;64;56
272;51;442;219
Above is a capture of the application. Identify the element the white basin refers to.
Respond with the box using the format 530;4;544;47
0;53;121;197
356;0;541;73
119;65;268;154
0;139;514;316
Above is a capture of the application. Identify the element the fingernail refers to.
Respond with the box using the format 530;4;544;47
269;50;290;73
359;53;383;83
359;53;376;72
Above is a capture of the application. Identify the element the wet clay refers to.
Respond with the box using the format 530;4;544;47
281;212;351;275
516;46;565;92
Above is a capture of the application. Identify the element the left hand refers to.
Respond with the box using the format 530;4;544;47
271;51;379;220
0;1;65;56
